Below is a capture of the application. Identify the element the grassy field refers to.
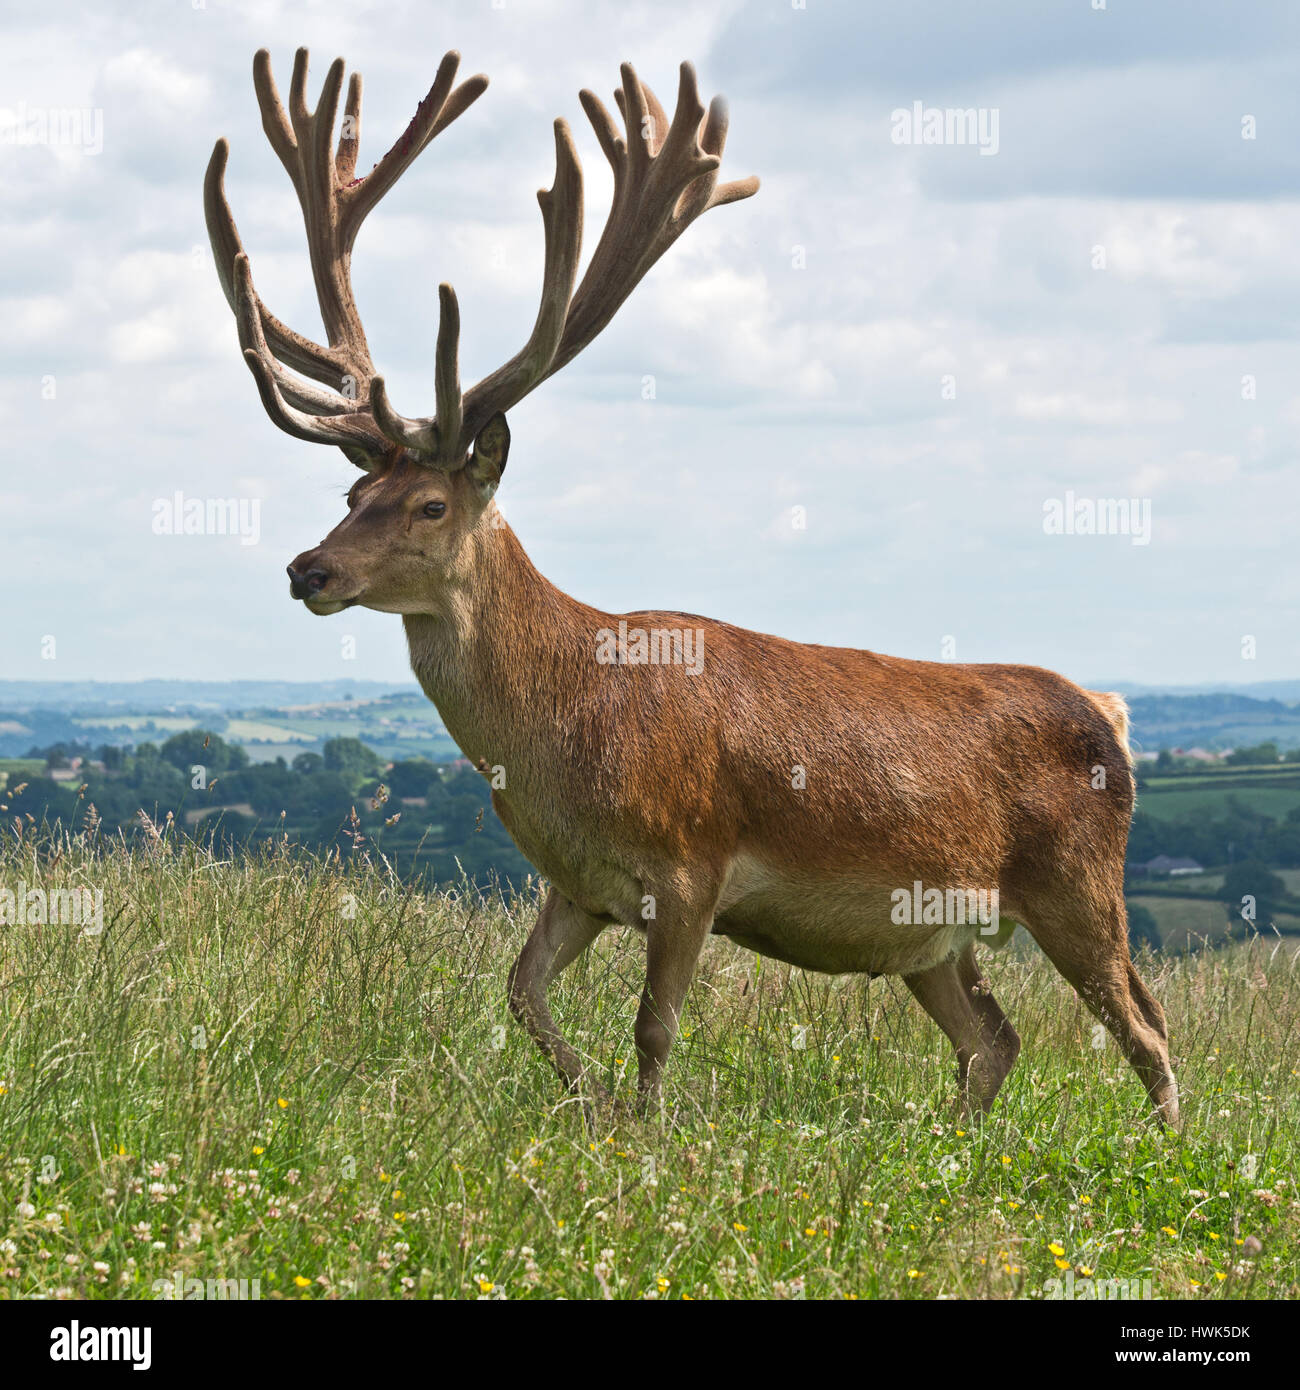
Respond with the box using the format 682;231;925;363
1;830;1297;1301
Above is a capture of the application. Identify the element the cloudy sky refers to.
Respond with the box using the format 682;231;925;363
3;0;1298;688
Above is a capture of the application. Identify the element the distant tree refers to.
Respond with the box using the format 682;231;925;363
422;773;450;808
1125;902;1161;954
387;759;437;798
194;809;257;849
289;771;354;822
123;755;185;808
292;752;324;775
96;743;125;770
159;730;247;774
1225;741;1280;767
322;737;381;781
444;765;488;798
1221;860;1285;930
245;761;297;816
1155;748;1175;772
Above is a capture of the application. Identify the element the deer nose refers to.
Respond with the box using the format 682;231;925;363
286;564;329;600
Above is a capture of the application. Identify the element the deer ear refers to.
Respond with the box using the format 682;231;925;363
466;413;510;500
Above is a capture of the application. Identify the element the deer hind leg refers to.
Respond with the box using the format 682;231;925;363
507;889;607;1097
904;944;1021;1114
1024;893;1179;1128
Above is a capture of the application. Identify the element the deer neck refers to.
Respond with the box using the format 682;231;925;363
402;514;590;769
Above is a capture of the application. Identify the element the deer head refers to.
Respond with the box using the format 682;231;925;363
205;48;758;616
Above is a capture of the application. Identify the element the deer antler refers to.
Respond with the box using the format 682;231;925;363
207;51;757;469
205;48;487;465
374;61;759;465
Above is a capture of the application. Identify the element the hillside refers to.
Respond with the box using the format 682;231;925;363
1127;693;1300;755
0;685;457;764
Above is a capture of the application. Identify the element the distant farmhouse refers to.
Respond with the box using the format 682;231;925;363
1130;855;1205;878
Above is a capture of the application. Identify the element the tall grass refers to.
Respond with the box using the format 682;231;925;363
1;823;1296;1299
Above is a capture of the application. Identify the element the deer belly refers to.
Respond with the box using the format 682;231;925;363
712;857;987;977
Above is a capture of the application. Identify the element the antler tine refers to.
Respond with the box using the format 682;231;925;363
434;283;463;457
628;76;670;156
369;377;434;453
251;48;296;176
429;73;492;143
654;63;717;194
367;280;464;456
305;58;346;196
336;72;362;183
617;65;652;183
578;87;624;180
263;50;376;383
287;47;312;132
342;51;487;242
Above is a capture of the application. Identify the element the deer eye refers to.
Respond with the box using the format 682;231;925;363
422;500;447;519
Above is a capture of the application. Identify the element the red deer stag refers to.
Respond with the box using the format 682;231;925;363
205;47;1179;1126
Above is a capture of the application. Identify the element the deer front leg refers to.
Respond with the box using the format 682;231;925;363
508;889;607;1097
635;905;714;1115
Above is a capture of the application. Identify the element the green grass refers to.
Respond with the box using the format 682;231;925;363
1;828;1297;1301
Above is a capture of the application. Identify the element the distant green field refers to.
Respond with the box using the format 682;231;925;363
1134;873;1224;898
1129;893;1300;952
1134;722;1300;752
1136;785;1300;821
1128;894;1231;950
222;719;310;744
1142;761;1298;783
70;715;195;732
